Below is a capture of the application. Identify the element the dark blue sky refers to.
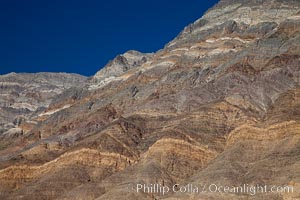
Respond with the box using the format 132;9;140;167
0;0;219;76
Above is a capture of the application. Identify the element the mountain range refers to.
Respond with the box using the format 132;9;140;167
0;0;299;199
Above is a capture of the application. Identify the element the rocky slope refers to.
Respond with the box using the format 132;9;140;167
0;73;87;134
90;50;153;89
0;0;299;199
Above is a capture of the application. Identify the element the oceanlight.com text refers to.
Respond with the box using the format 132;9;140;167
130;183;294;196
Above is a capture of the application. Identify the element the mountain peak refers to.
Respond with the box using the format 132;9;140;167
216;0;299;6
90;50;153;88
165;0;299;50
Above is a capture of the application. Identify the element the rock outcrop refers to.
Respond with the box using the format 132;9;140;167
0;73;87;134
89;50;153;89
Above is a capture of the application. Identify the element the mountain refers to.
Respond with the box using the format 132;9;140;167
0;0;299;199
91;50;153;89
0;72;87;134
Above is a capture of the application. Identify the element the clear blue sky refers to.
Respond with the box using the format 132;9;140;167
0;0;219;76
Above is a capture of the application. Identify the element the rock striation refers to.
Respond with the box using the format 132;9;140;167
0;73;87;134
90;50;153;89
0;0;299;199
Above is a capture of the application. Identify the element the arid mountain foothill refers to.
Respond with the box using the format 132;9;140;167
0;0;299;199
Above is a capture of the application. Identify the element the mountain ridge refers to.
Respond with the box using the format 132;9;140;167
0;0;299;199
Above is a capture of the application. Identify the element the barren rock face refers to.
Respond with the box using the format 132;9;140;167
90;50;153;89
0;73;87;135
0;0;300;199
